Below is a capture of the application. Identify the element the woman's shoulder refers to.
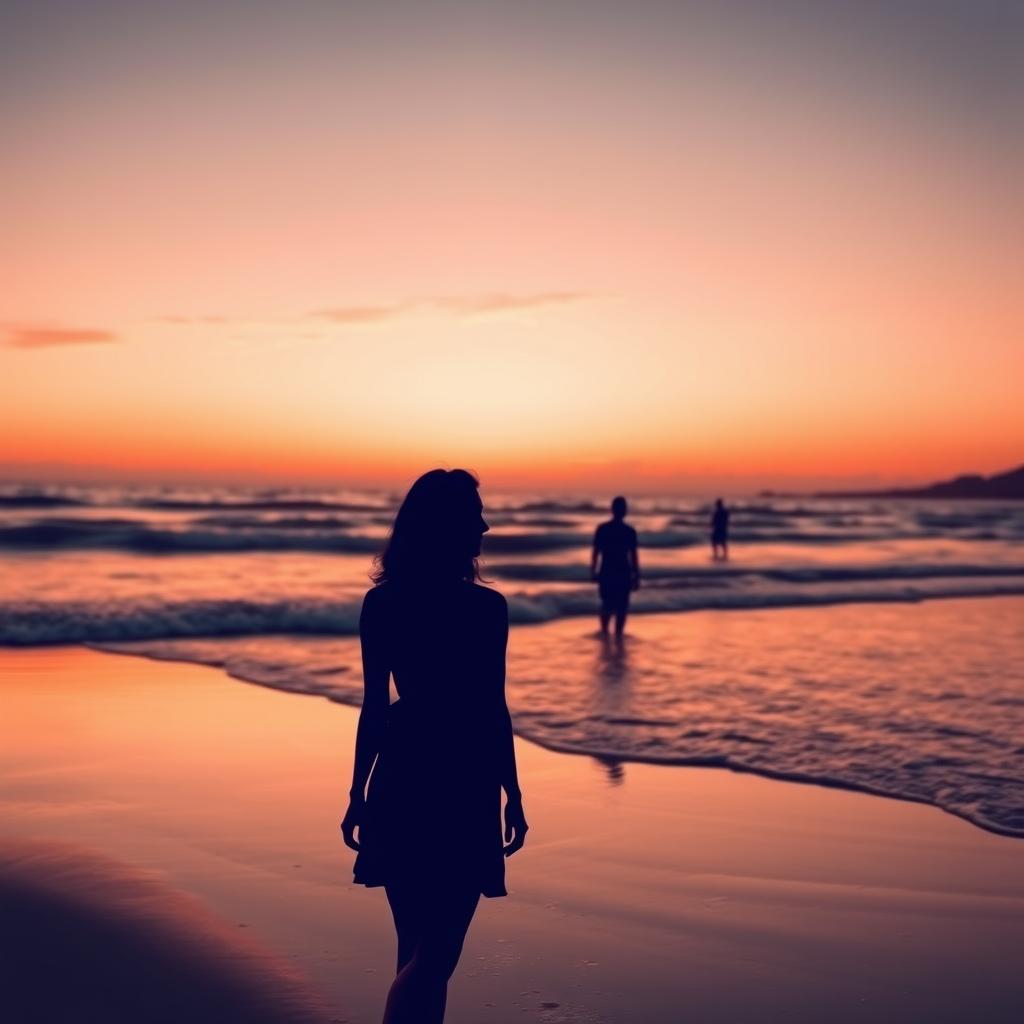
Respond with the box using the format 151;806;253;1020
364;580;503;607
467;582;508;616
361;582;392;612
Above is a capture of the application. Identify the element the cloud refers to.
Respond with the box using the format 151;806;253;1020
4;326;118;349
435;291;588;315
151;315;226;325
140;293;590;333
311;301;417;324
311;291;588;324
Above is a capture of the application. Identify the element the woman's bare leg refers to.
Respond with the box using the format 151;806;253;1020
386;881;422;975
383;883;480;1024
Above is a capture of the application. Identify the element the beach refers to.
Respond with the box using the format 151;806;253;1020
3;645;1022;1023
8;0;1023;1018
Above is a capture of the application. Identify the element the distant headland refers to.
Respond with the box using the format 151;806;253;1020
810;464;1024;500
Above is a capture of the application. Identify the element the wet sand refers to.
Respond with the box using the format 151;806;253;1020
1;646;1022;1023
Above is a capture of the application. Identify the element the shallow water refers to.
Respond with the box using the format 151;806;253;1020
98;598;1024;839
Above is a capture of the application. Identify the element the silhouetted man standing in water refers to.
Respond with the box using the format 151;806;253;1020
710;497;730;560
591;496;640;638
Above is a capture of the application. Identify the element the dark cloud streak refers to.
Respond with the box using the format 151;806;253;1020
4;327;118;349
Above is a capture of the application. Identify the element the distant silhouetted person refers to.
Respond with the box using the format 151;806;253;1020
341;469;528;1024
710;498;730;560
590;496;640;638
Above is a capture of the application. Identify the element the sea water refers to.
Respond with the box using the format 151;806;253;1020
2;482;1022;836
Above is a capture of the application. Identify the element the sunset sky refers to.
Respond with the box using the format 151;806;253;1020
3;0;1022;493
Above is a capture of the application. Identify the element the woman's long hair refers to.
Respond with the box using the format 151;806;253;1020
371;469;483;586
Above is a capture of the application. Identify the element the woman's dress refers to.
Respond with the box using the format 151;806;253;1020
352;582;508;898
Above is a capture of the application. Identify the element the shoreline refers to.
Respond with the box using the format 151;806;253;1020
88;637;1024;842
2;645;1023;1022
85;592;1024;842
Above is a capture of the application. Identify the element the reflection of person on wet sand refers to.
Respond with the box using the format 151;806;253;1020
340;469;528;1024
590;496;640;638
710;497;730;561
593;629;630;785
597;630;631;684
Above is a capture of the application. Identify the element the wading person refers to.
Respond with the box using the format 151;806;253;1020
340;469;528;1024
590;495;640;638
710;497;730;560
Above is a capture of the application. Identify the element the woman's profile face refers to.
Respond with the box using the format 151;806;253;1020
468;496;489;557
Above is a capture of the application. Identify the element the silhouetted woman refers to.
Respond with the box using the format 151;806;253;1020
341;469;528;1024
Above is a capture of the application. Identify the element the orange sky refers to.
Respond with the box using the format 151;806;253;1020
2;2;1021;492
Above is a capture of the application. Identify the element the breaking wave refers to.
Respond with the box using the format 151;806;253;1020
4;573;1024;645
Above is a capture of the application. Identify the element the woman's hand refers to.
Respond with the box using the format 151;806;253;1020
503;796;529;857
340;795;365;851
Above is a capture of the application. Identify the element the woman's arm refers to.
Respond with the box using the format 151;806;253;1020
340;587;390;851
493;594;528;855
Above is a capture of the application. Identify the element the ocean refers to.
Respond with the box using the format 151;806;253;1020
2;482;1022;837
